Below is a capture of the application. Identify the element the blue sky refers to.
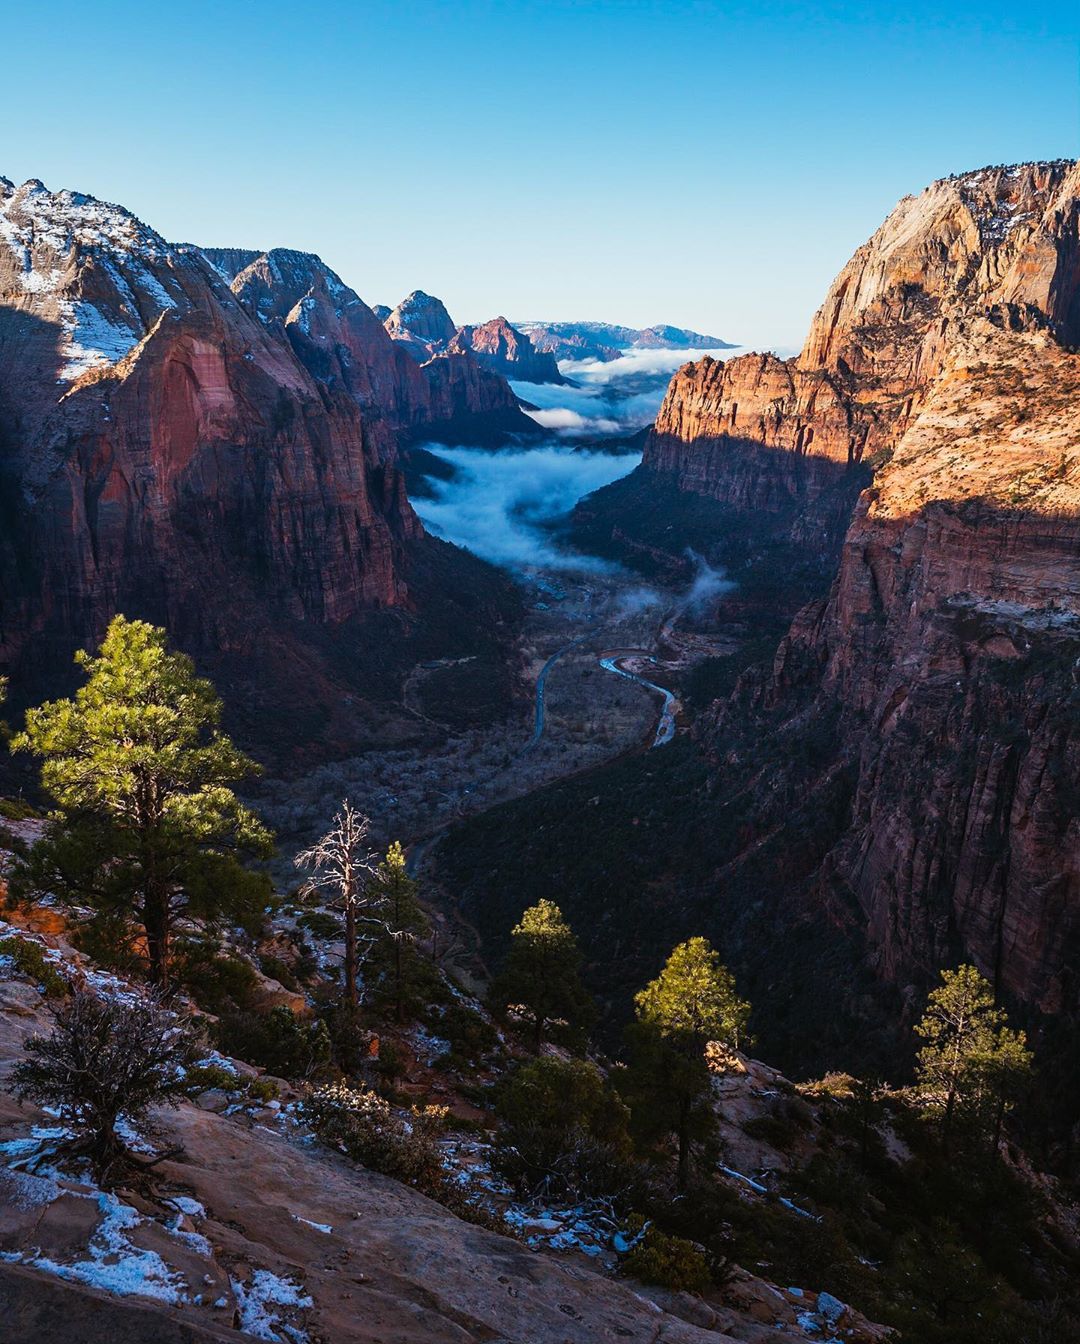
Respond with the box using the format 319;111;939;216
1;0;1076;348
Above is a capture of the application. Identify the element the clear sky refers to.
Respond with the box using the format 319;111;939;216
1;0;1077;349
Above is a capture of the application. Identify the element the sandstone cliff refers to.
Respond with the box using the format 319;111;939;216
447;316;566;384
0;180;520;762
678;160;1080;1020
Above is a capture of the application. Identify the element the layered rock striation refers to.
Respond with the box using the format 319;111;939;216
654;161;1080;1019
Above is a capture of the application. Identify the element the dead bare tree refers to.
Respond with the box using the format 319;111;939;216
295;801;383;1008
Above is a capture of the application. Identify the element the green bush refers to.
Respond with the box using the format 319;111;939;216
174;942;260;1014
259;953;298;991
0;935;68;997
621;1219;713;1293
247;1076;280;1103
183;1063;239;1095
0;798;39;822
493;1055;633;1198
217;1006;330;1079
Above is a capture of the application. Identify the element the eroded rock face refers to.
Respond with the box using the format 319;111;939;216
384;287;457;354
447;316;565;384
0;180;517;759
673;161;1080;1017
646;160;1080;524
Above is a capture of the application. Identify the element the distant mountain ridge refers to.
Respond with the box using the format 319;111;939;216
381;291;565;384
517;319;734;363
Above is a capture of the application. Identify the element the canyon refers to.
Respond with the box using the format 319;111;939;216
2;157;1080;1344
551;161;1080;1036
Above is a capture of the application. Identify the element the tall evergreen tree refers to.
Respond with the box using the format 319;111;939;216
624;937;749;1191
915;964;1032;1152
375;841;429;1021
490;899;594;1051
12;617;272;986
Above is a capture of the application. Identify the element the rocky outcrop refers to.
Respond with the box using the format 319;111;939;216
0;179;520;762
380;291;547;432
644;160;1079;529
383;288;456;355
447;315;565;384
678;160;1080;1019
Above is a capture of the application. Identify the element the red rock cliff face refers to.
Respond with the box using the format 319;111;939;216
447;317;565;385
688;161;1080;1018
647;161;1079;536
0;179;517;760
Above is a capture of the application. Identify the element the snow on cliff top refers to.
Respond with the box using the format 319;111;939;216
0;179;180;382
0;178;171;264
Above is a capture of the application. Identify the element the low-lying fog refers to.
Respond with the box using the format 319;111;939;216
512;345;743;437
416;345;747;573
413;444;638;570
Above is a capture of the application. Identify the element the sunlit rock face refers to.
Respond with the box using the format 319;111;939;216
664;161;1080;1016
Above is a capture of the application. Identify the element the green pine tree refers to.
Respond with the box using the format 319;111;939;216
11;616;272;986
915;964;1032;1152
376;841;429;1021
624;936;750;1191
490;899;594;1051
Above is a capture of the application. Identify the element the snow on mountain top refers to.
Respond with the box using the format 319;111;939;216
0;179;182;382
0;178;171;264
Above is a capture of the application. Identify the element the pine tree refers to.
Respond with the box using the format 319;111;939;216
915;964;1032;1152
11;617;272;986
625;937;750;1191
490;899;594;1051
376;841;429;1022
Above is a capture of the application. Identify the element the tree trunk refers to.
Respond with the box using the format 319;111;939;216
344;903;358;1007
991;1091;1007;1156
677;1096;690;1193
942;1084;956;1154
144;887;170;988
394;937;404;1023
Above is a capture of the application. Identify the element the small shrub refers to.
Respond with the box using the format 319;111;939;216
435;1000;498;1063
493;1055;634;1199
621;1219;713;1294
247;1076;280;1103
303;1082;447;1186
377;1039;408;1089
259;954;298;991
0;798;39;822
8;990;196;1181
0;935;68;997
183;1063;239;1095
174;942;260;1015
